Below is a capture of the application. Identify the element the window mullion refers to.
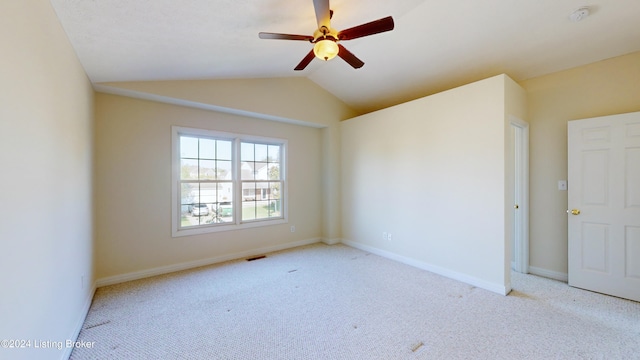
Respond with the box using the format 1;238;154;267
233;137;241;225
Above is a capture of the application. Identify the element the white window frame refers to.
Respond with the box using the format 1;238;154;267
171;126;288;237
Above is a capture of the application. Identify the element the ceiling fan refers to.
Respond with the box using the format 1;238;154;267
258;0;394;70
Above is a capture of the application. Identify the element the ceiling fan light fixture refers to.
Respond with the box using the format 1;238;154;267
313;39;339;61
258;0;394;70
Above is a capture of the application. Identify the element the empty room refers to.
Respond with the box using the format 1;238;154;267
1;1;639;359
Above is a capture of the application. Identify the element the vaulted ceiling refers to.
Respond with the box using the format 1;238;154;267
50;0;640;113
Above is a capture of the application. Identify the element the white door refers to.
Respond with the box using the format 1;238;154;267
568;111;640;302
510;119;529;274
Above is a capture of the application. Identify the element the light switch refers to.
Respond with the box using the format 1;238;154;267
558;180;567;191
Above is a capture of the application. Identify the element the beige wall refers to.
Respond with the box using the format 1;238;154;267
94;93;324;281
341;75;526;294
98;77;359;126
98;77;356;255
0;1;94;359
520;51;640;278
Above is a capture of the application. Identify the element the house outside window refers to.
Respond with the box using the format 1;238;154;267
172;126;287;237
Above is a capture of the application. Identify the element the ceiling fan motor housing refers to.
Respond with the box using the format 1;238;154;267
313;26;338;43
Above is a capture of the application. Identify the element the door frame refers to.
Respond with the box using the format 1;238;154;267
510;117;530;274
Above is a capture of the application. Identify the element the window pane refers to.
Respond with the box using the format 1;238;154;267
255;182;269;200
269;181;281;200
242;182;256;201
241;161;254;180
181;183;197;206
255;200;270;219
255;144;268;161
200;183;216;204
181;213;198;228
215;201;233;222
242;201;256;220
255;162;268;180
180;159;198;180
241;142;254;161
270;199;282;217
268;145;280;162
217;140;232;160
180;136;199;158
199;159;216;180
181;182;203;228
199;138;215;159
217;160;232;180
268;164;280;180
218;182;233;203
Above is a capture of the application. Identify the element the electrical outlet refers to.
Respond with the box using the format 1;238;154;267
383;232;388;241
388;233;392;241
290;225;295;233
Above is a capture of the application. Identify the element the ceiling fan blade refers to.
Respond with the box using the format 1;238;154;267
337;44;364;69
294;49;316;71
313;0;332;29
338;16;394;41
259;32;314;41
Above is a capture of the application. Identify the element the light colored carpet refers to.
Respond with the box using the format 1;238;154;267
71;243;640;359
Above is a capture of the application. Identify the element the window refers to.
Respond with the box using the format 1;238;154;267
240;142;283;221
172;126;287;237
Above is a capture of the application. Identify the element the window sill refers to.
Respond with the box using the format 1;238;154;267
172;218;288;238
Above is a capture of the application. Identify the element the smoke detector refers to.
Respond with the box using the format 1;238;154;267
570;7;590;22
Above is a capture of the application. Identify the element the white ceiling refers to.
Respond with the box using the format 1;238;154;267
50;0;640;113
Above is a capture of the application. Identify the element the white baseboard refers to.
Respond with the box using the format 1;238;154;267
342;239;510;296
529;266;568;282
61;283;96;360
96;238;322;287
322;238;341;245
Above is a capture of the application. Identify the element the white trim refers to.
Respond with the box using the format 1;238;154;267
93;84;326;129
95;238;322;287
342;240;511;296
322;238;342;245
60;283;97;360
529;266;569;282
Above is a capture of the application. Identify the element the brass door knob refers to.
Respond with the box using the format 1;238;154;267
570;209;581;215
514;204;519;209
